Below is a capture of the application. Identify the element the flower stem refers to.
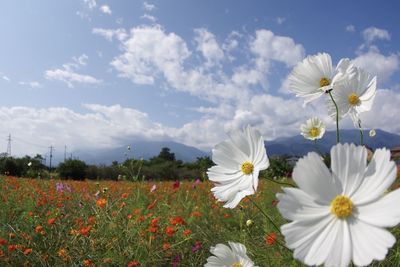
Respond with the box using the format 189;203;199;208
313;139;322;156
264;177;295;187
246;196;291;251
358;120;363;146
328;91;340;143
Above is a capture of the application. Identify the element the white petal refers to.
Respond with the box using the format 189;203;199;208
276;188;330;221
304;219;340;266
282;215;335;263
207;166;242;183
330;143;367;196
352;148;396;205
227;128;251;156
355;188;400;227
325;220;352;267
292;152;340;203
349;218;396;266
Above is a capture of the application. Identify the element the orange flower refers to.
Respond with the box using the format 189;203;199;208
8;244;17;252
0;238;7;246
47;218;56;225
265;232;277;246
165;226;175;237
223;213;230;219
183;229;192;236
162;243;171;250
83;259;95;267
121;193;129;199
127;261;140;267
57;248;67;258
35;226;43;233
0;249;4;258
96;198;107;208
132;208;142;215
79;226;92;236
169;216;185;225
190;211;202;218
147;199;157;210
23;248;33;255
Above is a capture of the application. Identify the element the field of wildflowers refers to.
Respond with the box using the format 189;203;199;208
0;175;399;266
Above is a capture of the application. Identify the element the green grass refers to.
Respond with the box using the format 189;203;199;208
0;176;399;266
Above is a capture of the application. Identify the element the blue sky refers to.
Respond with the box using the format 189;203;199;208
1;0;400;156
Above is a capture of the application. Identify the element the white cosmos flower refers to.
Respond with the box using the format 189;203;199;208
204;241;257;267
207;126;269;209
327;66;376;126
300;117;325;140
277;143;400;267
288;53;352;104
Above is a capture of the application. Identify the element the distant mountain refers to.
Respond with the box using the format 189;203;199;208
266;129;400;156
64;129;400;165
73;140;209;165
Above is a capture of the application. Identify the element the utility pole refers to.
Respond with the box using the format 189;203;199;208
64;145;67;162
6;134;11;157
49;146;54;170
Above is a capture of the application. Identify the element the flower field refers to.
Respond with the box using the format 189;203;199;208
0;176;400;266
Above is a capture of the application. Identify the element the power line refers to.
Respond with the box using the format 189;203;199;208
6;134;11;157
49;146;54;170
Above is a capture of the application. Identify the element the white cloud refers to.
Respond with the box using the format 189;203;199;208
99;5;112;14
44;55;102;88
111;26;191;85
92;28;127;41
84;0;97;10
18;81;42;88
276;17;286;25
353;49;399;83
143;1;156;11
346;25;355;33
2;76;10;82
0;104;171;157
140;14;157;22
194;28;224;67
111;26;304;102
362;27;390;43
76;11;91;21
250;29;305;67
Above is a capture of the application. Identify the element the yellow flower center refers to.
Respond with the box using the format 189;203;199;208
231;264;243;267
309;127;320;138
241;162;254;175
319;77;330;87
348;93;360;106
330;195;353;218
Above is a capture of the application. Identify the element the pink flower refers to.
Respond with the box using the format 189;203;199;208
150;184;157;193
192;241;202;253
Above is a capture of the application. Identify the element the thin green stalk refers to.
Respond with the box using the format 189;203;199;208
328;91;340;143
314;139;322;156
358;120;363;146
264;177;295;188
246;196;291;252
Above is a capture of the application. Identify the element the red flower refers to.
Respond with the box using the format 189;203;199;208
147;200;157;210
169;216;185;225
47;218;56;225
172;181;180;189
265;232;277;246
127;261;140;267
0;238;7;246
165;226;175;237
183;229;192;236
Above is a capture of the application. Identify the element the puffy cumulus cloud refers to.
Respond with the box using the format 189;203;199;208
83;0;97;10
92;28;127;41
1;104;171;157
362;27;391;43
194;28;224;67
99;5;112;15
250;29;305;67
353;49;399;83
45;55;102;88
110;26;304;103
111;26;191;85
